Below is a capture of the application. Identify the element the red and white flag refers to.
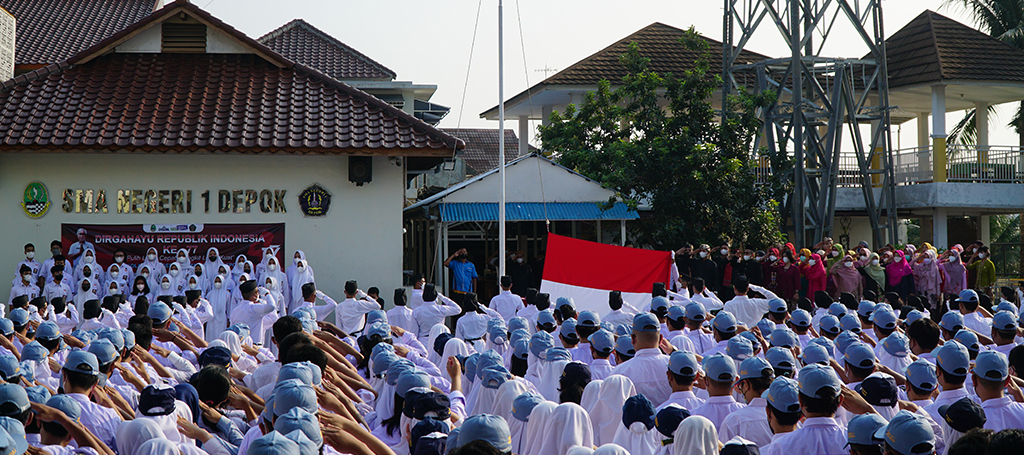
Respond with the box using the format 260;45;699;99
540;233;674;315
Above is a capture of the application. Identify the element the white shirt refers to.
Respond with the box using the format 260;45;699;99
988;342;1017;357
336;297;382;335
678;328;716;355
761;417;847;455
811;308;829;334
703;340;729;358
411;296;461;339
690;289;724;311
722;285;778;327
408;288;424;310
229;296;277;345
982;396;1024;431
490;290;524;323
590;358;614;380
963;311;993;335
719;397;773;447
657;390;705;411
611;347;672;406
923;387;973;426
603;301;642;330
692;395;745;429
9;280;40;303
43;281;71;304
386;306;416;333
66;392;120;450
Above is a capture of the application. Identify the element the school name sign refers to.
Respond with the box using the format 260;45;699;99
60;188;288;214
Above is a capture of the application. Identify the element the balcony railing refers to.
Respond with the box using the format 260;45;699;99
754;145;1024;186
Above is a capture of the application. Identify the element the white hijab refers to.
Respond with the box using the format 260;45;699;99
140;247;166;279
580;379;604;412
491;378;532;421
588;375;636;446
286;250;314;286
135;439;178;455
203;248;226;280
260;256;289;299
288;259;315;313
524;401;558;455
426;324;450;367
538;358;571;402
441;338;470;383
116;418;165;455
375;384;397;423
230;255;248;283
611;414;659;455
567;447;595;455
672;415;719;455
73;278;98;315
536;403;594;455
593;444;631;455
155;274;175;298
263;276;286;315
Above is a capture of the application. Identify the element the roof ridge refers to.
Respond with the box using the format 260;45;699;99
537;22;679;85
926;11;945;81
0;61;72;92
257;18;397;80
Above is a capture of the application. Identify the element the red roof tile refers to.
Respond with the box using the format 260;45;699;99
441;128;529;175
0;0;158;66
259;19;396;81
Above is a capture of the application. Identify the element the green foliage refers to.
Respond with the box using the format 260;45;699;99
538;28;784;249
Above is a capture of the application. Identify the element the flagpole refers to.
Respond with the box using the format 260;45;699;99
498;0;507;279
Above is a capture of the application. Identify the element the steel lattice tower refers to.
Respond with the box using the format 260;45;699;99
722;0;899;248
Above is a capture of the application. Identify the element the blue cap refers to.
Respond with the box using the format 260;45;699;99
24;386;50;405
801;343;831;365
0;357;17;383
273;379;318;416
249;431;300;455
0;384;27;416
847;413;887;446
578;310;601;328
905;359;937;392
685;302;707;321
738;331;759;349
463;354;480;383
0;426;16;455
726;337;753;361
790;309;811;328
447;428;461;452
279;362;322;386
993;310;1018;331
798;363;842;398
508;317;529;333
385;359;413;386
509;328;530;345
511;393;544;422
476;351;503;375
559;318;579;341
537;310;557;329
737;356;773;381
956;289;979;304
835;331;860;354
147;302;172;324
873;411;935;455
0;320;13;337
828;302;848;318
199;346;232;368
372;352;399;377
756;319;776;335
770;328;797;348
600;321;615;332
621;394;656;429
556;296;575;311
633;313;660;332
809;337;836;356
589;330;614;354
870;308;898;330
122;329;136;351
953;329;981;353
995;300;1018;314
712;311;738;333
275;408;323;448
844;342;876;369
366;310;387;325
840;314;862;332
768;298;787;314
818;315;841;335
480;365;512;389
762;376;800;413
881;333;910;357
615;324;633;337
459;415;512;452
284;430;317;455
669;350;700;376
529;331;554;358
0;417;26;455
371;342;395;359
512;339;529;359
615;336;635;357
227;323;250;340
655;405;691;438
97;328;125;352
395;371;432;399
62;350;100;376
974;350;1009;382
291;307;316;320
488;324;508;345
905;310;926;327
857;301;877;318
666;305;686;322
546;347;571;362
940;312;964;333
934;341;970;376
765;347;797;372
46;395;81;423
87;339;118;365
366;322;390;339
651;297;669;312
702;353;737;382
7;310;27;327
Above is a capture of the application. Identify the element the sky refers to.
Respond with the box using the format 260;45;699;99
203;0;1020;147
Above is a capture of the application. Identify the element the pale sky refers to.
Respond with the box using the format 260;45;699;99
205;0;1020;147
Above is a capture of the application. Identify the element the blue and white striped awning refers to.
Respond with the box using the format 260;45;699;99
438;202;639;222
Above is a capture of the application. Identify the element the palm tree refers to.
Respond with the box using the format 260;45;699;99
942;0;1024;149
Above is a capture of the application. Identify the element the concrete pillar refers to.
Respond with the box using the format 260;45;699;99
917;114;930;149
934;207;948;248
917;113;930;182
596;220;602;244
976;102;989;163
981;215;991;245
620;220;626;246
541;105;553;128
931;85;947;182
518;115;530;156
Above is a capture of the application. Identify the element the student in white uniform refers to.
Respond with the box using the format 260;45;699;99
988;311;1019;356
923;342;972;434
9;265;40;303
675;302;714;355
455;293;490;352
759;377;802;450
411;284;460;341
11;243;41;288
760;364;847;455
691;353;744;429
658;350;705;411
718;356;774;447
228;280;278;346
973;350;1024;431
386;288;416;333
490;276;524;323
873;411;937;455
653;405;690;455
610;313;672;406
904;359;937;409
587;330;616;380
329;280;381;335
845;414;888;455
956;290;993;335
603;291;641;330
721;276;779;328
688;277;724;312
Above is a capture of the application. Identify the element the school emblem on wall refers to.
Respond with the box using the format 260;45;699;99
21;181;51;219
298;183;332;217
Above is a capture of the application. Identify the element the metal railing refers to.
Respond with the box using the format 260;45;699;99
754;145;1024;185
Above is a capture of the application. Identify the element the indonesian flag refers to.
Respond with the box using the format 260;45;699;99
540;232;674;315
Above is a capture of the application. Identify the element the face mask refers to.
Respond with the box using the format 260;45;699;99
266;281;274;289
21;274;31;282
195;269;202;276
808;259;817;266
859;256;868;261
831;251;840;257
296;265;305;273
178;256;187;264
755;256;763;261
114;256;124;263
516;258;524;263
800;256;807;262
872;259;880;266
979;253;987;259
189;282;198;290
209;255;217;262
267;262;278;272
720;249;729;256
924;258;932;264
82;283;91;292
894;257;903;263
142;272;150;279
742;255;751;261
54;274;63;281
244;267;251;274
110;271;119;279
25;252;34;260
84;255;94;264
294;257;301;264
147;253;157;261
109;287;119;295
699;251;707;258
137;284;146;291
84;270;92;277
844;261;854;268
161;282;171;290
214;281;223;289
783;257;790;263
51;248;60;256
170;268;180;277
769;255;777;262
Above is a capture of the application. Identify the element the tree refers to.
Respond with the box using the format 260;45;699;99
538;28;783;249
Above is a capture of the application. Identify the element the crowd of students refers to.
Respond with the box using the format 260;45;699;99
1;234;1023;455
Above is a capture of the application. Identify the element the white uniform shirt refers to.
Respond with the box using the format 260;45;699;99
611;347;672;406
66;392;120;450
982;396;1024;431
657;390;705;411
760;417;847;455
679;328;716;355
43;281;71;304
718;397;772;447
336;297;382;335
690;290;725;311
411;297;461;339
692;395;745;429
703;340;729;358
722;285;778;328
386;306;416;333
229;297;277;345
9;281;40;303
590;358;614;380
962;312;993;335
923;387;973;426
408;288;425;310
490;290;524;323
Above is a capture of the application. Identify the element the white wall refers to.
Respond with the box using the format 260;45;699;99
0;153;404;303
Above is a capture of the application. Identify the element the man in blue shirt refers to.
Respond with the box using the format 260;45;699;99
444;248;477;319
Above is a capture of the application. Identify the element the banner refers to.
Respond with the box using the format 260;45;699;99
60;223;285;271
540;232;673;314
